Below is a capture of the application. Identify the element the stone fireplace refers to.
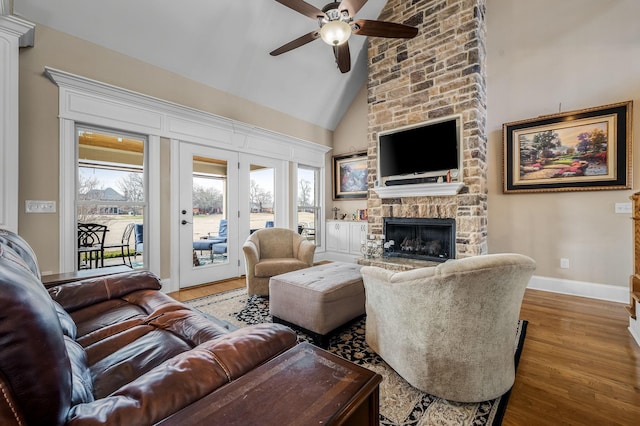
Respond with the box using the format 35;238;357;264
365;0;488;260
384;218;455;262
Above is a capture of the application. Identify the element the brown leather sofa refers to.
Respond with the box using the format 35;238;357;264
0;228;297;425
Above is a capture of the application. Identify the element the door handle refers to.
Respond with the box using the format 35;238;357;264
181;220;192;225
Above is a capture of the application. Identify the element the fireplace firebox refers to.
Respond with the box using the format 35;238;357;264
383;218;455;262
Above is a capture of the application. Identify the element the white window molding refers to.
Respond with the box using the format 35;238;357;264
44;67;330;278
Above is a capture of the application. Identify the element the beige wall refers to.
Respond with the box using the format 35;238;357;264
486;0;639;291
332;0;640;295
330;84;369;220
18;24;332;275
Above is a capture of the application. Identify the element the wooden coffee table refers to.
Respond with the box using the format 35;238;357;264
158;342;382;425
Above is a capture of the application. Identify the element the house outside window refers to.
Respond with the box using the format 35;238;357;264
297;165;320;246
77;127;147;268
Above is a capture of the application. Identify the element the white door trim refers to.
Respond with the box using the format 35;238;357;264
44;68;330;286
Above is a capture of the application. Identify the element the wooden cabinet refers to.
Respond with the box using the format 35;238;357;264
325;220;367;261
627;192;640;319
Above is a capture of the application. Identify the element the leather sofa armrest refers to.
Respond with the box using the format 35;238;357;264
66;324;297;425
47;270;162;312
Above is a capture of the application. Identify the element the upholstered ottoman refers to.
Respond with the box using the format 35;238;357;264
269;262;365;347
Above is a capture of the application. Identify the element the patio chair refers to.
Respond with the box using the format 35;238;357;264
193;219;228;259
77;223;107;269
134;224;144;258
102;223;135;267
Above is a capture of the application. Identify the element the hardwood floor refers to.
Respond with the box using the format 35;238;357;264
169;283;640;425
168;277;245;302
504;289;640;425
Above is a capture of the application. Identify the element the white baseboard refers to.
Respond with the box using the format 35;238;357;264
528;275;628;304
629;318;640;347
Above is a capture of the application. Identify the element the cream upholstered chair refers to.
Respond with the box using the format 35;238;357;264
361;253;536;402
242;228;316;295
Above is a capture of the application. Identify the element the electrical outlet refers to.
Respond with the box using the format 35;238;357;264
560;258;570;269
25;200;56;213
615;202;632;214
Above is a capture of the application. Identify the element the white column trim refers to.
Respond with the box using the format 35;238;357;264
147;135;161;277
59;119;76;271
0;15;34;232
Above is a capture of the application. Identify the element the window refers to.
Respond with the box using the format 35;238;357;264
249;166;275;231
297;165;320;245
76;127;147;269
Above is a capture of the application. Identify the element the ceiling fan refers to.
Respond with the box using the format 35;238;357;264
270;0;418;73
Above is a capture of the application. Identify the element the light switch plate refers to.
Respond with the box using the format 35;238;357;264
25;200;56;213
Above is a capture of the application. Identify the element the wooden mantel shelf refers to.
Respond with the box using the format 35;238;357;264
372;182;464;198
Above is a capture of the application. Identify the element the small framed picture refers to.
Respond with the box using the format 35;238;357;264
333;151;368;199
503;101;632;193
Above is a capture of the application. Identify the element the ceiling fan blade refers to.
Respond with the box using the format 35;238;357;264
274;0;327;20
352;19;418;39
339;0;368;17
333;43;351;73
270;31;320;56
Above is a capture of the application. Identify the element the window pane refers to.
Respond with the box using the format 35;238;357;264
249;166;275;231
297;166;319;245
77;128;146;270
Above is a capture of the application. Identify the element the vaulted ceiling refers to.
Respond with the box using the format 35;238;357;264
14;0;389;130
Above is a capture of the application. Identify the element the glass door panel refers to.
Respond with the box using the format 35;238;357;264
249;166;275;233
179;143;238;287
297;165;320;246
192;171;227;267
238;154;286;274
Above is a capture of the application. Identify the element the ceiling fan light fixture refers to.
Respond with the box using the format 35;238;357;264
320;20;352;46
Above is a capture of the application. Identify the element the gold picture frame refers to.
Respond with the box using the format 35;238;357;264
332;151;368;200
503;101;632;193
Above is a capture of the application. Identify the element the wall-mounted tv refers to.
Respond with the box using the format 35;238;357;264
377;115;462;184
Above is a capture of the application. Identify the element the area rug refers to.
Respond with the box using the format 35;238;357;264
186;288;527;426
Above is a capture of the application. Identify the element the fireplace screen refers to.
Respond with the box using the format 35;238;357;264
383;218;455;262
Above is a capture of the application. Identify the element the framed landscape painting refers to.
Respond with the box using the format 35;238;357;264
333;151;368;199
503;101;632;193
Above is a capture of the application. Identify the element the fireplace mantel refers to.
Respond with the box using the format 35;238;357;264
372;182;464;198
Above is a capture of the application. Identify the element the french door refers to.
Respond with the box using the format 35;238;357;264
179;143;239;287
178;145;287;288
238;153;288;273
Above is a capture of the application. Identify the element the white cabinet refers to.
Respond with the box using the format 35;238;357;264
326;221;350;253
325;221;368;261
350;222;368;255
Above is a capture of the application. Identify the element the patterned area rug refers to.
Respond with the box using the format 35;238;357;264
187;288;527;426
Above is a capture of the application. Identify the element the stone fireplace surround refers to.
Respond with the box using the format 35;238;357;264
365;0;488;260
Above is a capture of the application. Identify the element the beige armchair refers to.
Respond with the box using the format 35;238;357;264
242;228;316;295
361;253;536;402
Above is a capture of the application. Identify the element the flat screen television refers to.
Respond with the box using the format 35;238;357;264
377;115;462;184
